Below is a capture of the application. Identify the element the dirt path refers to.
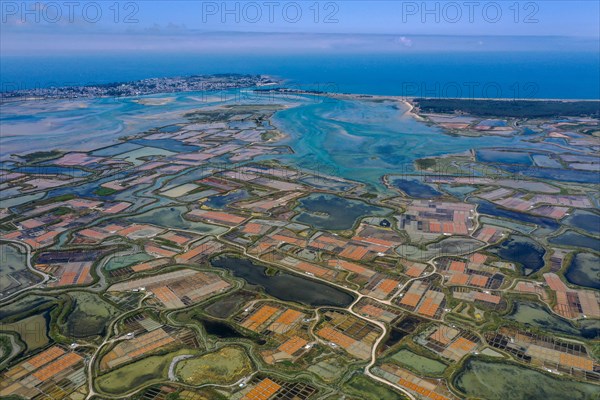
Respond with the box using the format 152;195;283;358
168;354;194;381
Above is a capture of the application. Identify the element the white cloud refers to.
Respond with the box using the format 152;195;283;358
396;36;413;47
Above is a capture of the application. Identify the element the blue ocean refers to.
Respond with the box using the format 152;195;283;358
2;51;599;99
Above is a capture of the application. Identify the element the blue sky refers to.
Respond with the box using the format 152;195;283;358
137;1;600;36
1;1;599;54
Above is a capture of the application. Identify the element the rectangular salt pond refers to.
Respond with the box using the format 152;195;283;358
532;154;562;168
476;149;533;166
161;183;200;198
114;146;176;166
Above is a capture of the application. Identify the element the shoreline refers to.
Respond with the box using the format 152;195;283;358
255;89;600;120
266;89;600;102
0;74;281;104
3;75;599;104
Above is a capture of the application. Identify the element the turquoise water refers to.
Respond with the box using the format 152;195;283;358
0;92;251;157
2;91;555;194
272;97;538;190
2;90;545;193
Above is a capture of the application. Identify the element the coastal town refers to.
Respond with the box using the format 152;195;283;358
1;74;278;102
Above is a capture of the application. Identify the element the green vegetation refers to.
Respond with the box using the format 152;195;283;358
307;356;347;383
175;346;253;385
0;294;57;320
62;292;120;338
389;349;447;376
0;312;50;351
0;334;18;365
261;130;283;141
94;187;118;196
342;375;409;400
177;388;229;400
21;150;63;162
97;349;196;394
104;252;154;271
414;99;600;118
415;158;437;170
52;207;72;216
454;357;600;400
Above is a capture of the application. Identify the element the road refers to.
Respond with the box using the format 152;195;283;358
3;194;560;399
206;208;505;399
84;292;152;400
0;333;22;369
214;230;419;399
0;239;53;303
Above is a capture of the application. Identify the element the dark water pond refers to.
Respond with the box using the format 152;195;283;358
200;317;265;344
501;165;599;183
12;165;91;177
549;231;599;252
157;125;181;133
565;252;600;290
473;199;559;231
490;235;546;275
204;190;251;209
476;149;533;165
211;256;354;307
392;178;442;198
383;328;407;348
294;193;391;230
562;210;600;236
